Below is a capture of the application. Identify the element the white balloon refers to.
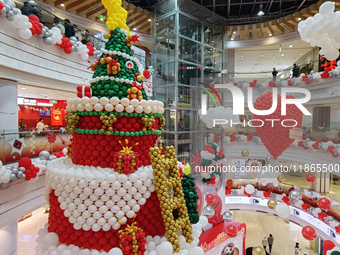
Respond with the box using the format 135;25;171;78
319;2;335;16
158;241;173;255
275;202;291;219
42;233;59;246
199;216;208;227
245;184;255;194
19;28;32;40
325;48;339;60
108;248;123;255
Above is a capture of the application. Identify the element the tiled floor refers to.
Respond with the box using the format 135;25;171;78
233;211;316;255
18;207;48;255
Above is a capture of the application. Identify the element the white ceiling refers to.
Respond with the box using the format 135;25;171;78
235;39;315;76
18;83;76;101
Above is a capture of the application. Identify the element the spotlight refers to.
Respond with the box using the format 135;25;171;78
148;19;151;21
61;3;65;7
257;5;264;16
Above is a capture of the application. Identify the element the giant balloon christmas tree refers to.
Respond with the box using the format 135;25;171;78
35;1;206;255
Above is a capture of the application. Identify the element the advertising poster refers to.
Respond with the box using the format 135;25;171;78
51;109;63;126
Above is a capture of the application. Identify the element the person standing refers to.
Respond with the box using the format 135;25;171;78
272;68;278;81
36;118;45;135
262;235;268;250
294;242;302;255
267;234;274;253
64;19;75;38
292;63;300;78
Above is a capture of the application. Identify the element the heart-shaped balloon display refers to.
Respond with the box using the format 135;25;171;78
252;91;303;159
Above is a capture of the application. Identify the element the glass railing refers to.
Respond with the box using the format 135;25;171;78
0;129;72;164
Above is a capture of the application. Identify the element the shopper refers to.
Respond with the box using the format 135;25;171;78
21;1;35;16
64;19;75;38
53;17;65;34
267;234;274;253
292;63;300;78
272;68;278;81
262;235;268;250
36;118;45;133
73;24;82;41
294;242;302;255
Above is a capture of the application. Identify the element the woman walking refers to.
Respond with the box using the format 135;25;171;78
267;234;274;253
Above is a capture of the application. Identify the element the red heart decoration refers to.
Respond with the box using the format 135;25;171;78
252;91;302;159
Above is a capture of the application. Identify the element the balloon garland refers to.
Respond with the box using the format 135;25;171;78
0;0;101;60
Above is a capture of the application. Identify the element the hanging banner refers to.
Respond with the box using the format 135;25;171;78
51;109;63;125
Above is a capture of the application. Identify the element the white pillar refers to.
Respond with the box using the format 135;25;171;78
0;79;18;131
0;221;18;255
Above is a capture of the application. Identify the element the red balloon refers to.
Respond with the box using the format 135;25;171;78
0;2;4;10
19;157;32;168
318;198;332;210
64;47;72;54
306;173;316;183
205;194;215;205
302;226;317;240
251;162;258;169
323;240;335;253
226;224;238;238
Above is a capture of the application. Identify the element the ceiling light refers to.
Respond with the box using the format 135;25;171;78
148;19;151;21
21;87;26;90
233;31;236;34
269;34;272;36
28;0;35;4
241;55;243;58
300;53;303;55
231;38;234;41
292;60;295;62
281;53;284;56
260;54;263;58
61;3;65;6
289;45;293;48
133;28;137;31
297;18;301;21
156;23;159;25
257;4;264;16
100;18;103;21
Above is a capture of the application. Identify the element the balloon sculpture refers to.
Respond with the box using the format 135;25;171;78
35;1;205;255
298;2;340;60
252;91;302;159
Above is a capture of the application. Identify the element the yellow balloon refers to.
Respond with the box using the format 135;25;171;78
252;246;265;255
277;174;286;183
241;149;249;157
267;199;277;210
184;163;191;175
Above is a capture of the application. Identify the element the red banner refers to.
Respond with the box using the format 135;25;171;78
51;109;63;126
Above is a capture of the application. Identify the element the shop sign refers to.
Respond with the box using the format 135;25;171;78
289;127;303;140
51;109;63;125
22;98;37;106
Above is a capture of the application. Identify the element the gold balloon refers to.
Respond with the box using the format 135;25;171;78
241;149;249;157
277;174;286;183
252;246;265;255
267;199;278;210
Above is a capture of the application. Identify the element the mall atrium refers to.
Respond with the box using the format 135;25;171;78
1;0;340;254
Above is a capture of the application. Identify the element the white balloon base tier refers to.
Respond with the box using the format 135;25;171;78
35;157;206;255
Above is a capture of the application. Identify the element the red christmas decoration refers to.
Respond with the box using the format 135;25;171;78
47;132;57;144
112;139;140;174
251;162;259;170
312;140;321;150
229;134;236;142
252;91;303;159
0;2;4;12
282;196;290;206
305;173;316;183
143;69;150;80
86;42;94;56
318;197;332;210
28;15;43;35
77;85;92;98
225;186;231;195
226;179;233;187
335;224;340;234
19;157;39;181
323;240;335;254
226;224;238;238
54;151;66;158
205;194;215;205
217;148;224;158
243;190;251;198
57;35;73;54
318;212;328;221
301;226;317;240
118;221;146;255
301;203;310;211
88;59;99;71
263;190;272;198
268;81;276;87
247;133;254;141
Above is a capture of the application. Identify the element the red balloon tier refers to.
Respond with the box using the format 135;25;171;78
35;1;206;255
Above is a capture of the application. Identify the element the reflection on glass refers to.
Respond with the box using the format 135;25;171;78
156;15;175;38
179;37;202;64
179;14;202;41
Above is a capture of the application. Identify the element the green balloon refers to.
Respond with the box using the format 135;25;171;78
331;252;340;255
